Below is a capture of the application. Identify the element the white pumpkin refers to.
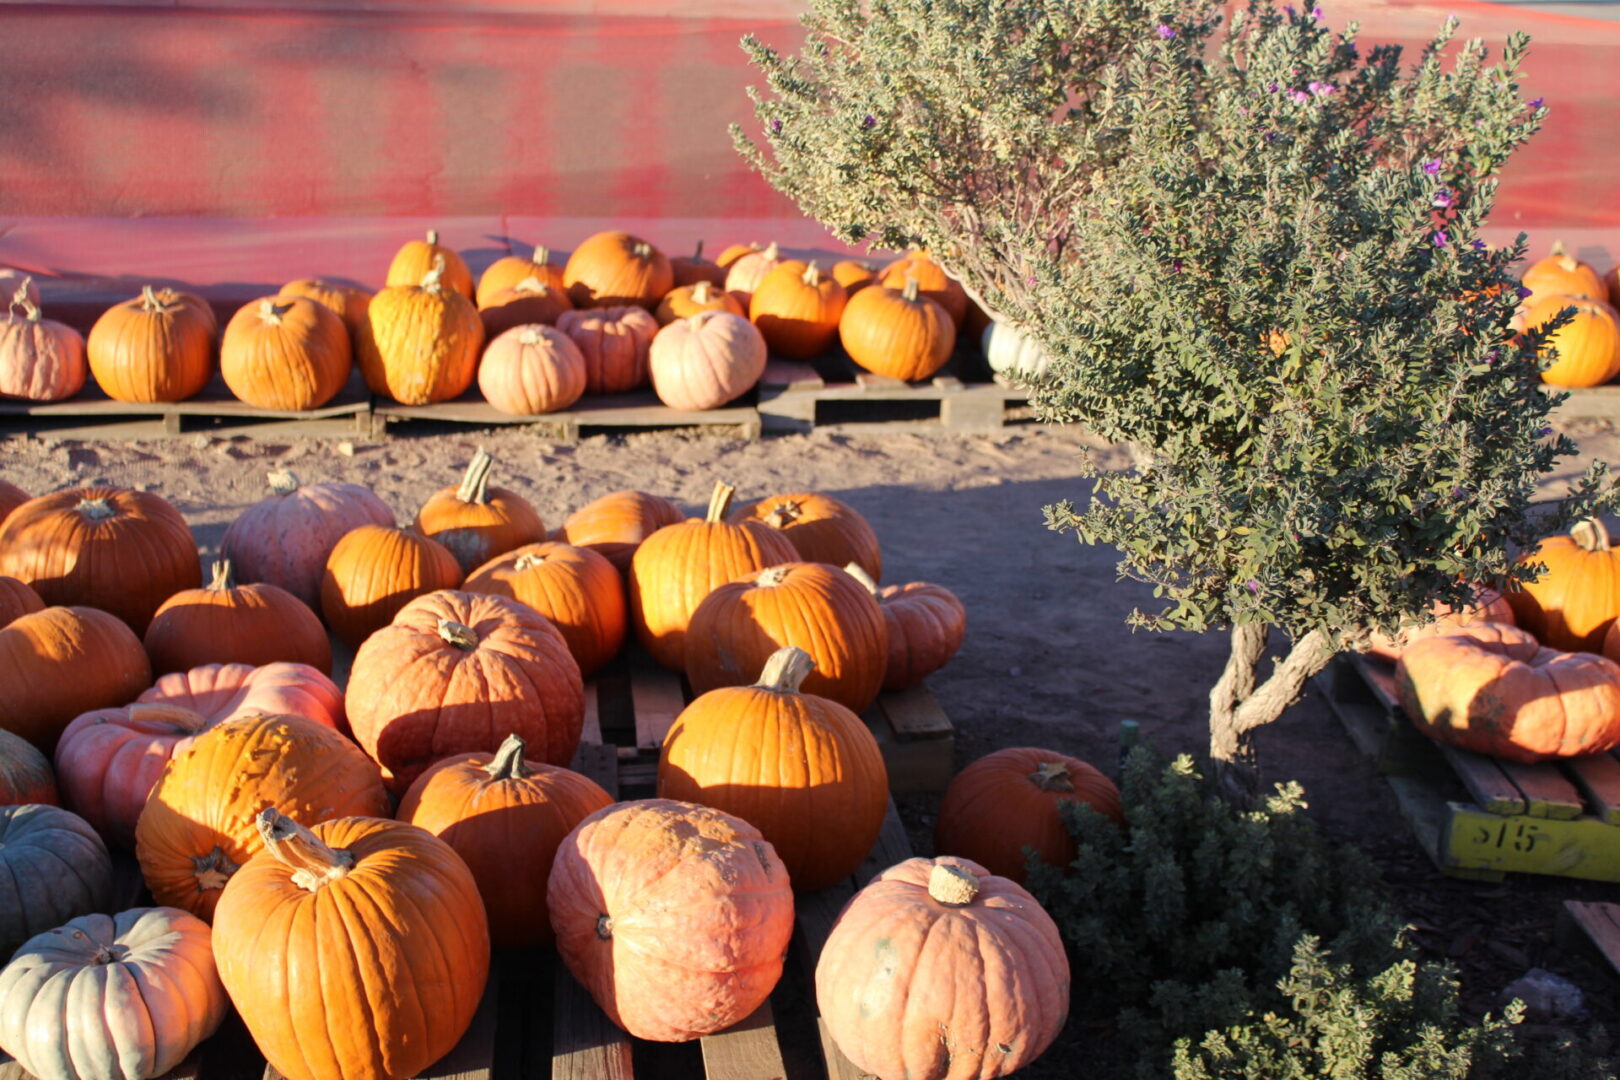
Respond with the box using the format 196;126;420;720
0;907;228;1080
982;319;1052;381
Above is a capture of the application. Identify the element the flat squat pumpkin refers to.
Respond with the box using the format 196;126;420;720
143;559;332;675
731;491;882;580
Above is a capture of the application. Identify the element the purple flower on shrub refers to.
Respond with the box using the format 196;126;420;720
1172;259;1184;272
1432;231;1448;248
1246;581;1260;594
1539;426;1554;437
1516;285;1533;298
770;119;782;134
1345;42;1358;57
1157;24;1177;39
1433;188;1454;208
1452;487;1466;500
1290;89;1310;104
1529;97;1545;109
1285;5;1295;15
1422;159;1442;176
1471;239;1488;251
862;114;876;129
1487;348;1501;364
1312;6;1323;17
1264;130;1279;143
1266;81;1279;92
1308;81;1337;96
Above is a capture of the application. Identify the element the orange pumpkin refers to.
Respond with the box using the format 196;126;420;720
220;295;351;411
749;260;847;359
816;857;1070;1080
320;524;464;648
0;280;88;402
358;255;484;405
547;799;795;1041
1397;622;1620;762
670;240;727;289
0;606;150;753
1363;586;1517;662
872;577;967;690
478;324;587;416
0;726;57;806
385;228;474;300
397;733;613;947
0;574;43;626
715;242;761;270
561;489;685;573
477;276;573;338
660;647;887;889
1508;518;1620;651
346;589;585;795
463;541;625;676
879;251;967;327
1521;241;1609;304
134;712;390;919
555;305;659;395
143;559;332;675
1520;295;1620;387
477;243;566;307
839;277;955;382
831;259;877;296
0;486;199;634
722;241;784;307
731;491;882;580
628;481;797;669
0;479;28;527
655;280;745;326
213;811;490;1080
934;747;1122;883
563;231;673;310
278;278;373;340
86;285;214;403
647;310;768;411
413;449;548;574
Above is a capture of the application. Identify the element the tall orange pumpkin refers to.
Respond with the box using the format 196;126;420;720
655;280;744;326
839;278;955;382
0;486;199;633
477;243;566;306
143;559;332;675
878;251;967;327
561;489;685;573
477;324;587;416
670;240;727;288
1520;295;1620;388
563;231;673;310
213;811;490;1080
413;449;547;574
748;260;848;359
628;481;797;669
358;256;484;405
385;228;474;300
555;305;659;395
463;541;626;676
320;524;464;647
86;285;214;404
1508;518;1620;651
0;606;151;753
134;712;390;920
278;278;373;340
397;733;613;947
0;726;57;806
0;574;43;626
220;295;351;411
660;647;888;889
1521;241;1608;304
731;491;882;580
477;276;573;338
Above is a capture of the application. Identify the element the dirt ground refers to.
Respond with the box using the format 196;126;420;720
5;415;1618;1076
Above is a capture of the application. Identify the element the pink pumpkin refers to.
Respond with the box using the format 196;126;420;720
648;311;767;411
53;661;343;847
478;324;587;415
555;305;659;395
0;281;87;402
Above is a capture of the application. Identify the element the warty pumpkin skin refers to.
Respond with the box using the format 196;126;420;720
0;282;87;403
134;712;390;921
628;481;797;670
0;805;112;960
413;449;548;574
934;747;1123;883
555;304;659;395
845;569;968;691
320;524;464;648
0;479;29;527
1520;295;1620;388
1396;622;1620;762
278;278;373;341
0;574;44;626
385;228;474;300
397;733;613;947
659;647;888;890
731;491;882;581
212;811;490;1080
346;589;585;796
655;279;745;326
878;252;968;327
0;726;57;807
220;295;351;411
143;559;332;675
358;256;485;405
85;286;214;404
0;906;228;1080
0;485;200;634
547;799;795;1042
670;240;727;289
463;541;626;676
561;489;685;573
478;324;588;416
1507;517;1620;651
1521;241;1609;304
477;243;566;307
563;231;674;310
839;277;955;382
1362;586;1516;662
816;857;1070;1080
0;606;151;753
477;276;573;338
647;310;768;411
748;260;848;359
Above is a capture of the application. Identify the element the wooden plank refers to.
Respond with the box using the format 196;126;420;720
628;647;686;751
1568;754;1620;825
700;1000;788;1080
569;741;619;797
1434;743;1527;816
931;375;965;391
1350;654;1404;717
854;799;913;887
1388;778;1503;882
551;964;634;1080
376;390;759;432
939;392;1006;432
579;682;602;747
0;1055;208;1080
854;372;907;392
761;359;825;390
879;684;954;737
1497;759;1585;820
863;706;954;794
1558;900;1620;978
816;1020;871;1080
1442;803;1620;882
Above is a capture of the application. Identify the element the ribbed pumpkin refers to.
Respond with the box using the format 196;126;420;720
878;252;967;327
556;305;659;395
0;906;228;1080
831;259;876;296
135;712;390;921
655;280;745;326
477;276;573;338
722;241;784;307
397;733;613;947
660;647;887;889
563;231;673;310
278;278;373;340
861;574;968;691
1521;241;1609;304
212;811;490;1080
385;228;474;301
359;256;484;405
0;479;28;526
221;470;396;609
0;606;151;753
346;590;585;796
840;278;955;382
85;286;214;404
983;319;1054;382
477;243;566;306
731;492;882;580
648;310;768;411
1507;518;1620;651
1397;622;1620;762
142;559;331;675
0;281;87;403
463;542;625;676
816;857;1070;1080
935;747;1122;883
1520;295;1620;388
220;295;351;411
0;727;56;807
1363;586;1517;662
749;260;847;359
478;324;587;416
685;562;888;714
55;661;344;847
629;481;797;669
320;524;463;648
670;240;727;289
0;486;199;634
561;489;685;573
0;805;112;961
0;574;43;626
547;799;795;1042
413;449;547;574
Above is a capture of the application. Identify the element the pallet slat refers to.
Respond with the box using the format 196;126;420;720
1434;743;1527;816
1559;900;1620;978
699;1001;789;1080
627;649;687;752
879;685;954;737
1497;758;1584;820
551;965;635;1080
1443;802;1620;882
1569;754;1620;825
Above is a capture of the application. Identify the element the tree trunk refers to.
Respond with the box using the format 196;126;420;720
1208;625;1336;806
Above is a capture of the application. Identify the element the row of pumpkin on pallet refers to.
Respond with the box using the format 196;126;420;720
0;231;1051;416
1515;241;1620;388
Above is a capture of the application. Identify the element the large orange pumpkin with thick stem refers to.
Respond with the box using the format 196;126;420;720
398;733;612;947
0;574;42;626
143;559;332;675
749;260;848;359
731;491;882;580
1397;622;1620;762
86;286;214;403
346;590;585;796
320;525;463;648
1363;586;1516;662
0;486;199;634
463;542;625;676
1521;241;1608;304
684;562;888;714
0;606;151;753
816;857;1070;1080
839;278;955;382
563;231;673;310
670;240;726;289
0;479;28;527
562;489;684;573
359;255;484;405
413;449;547;575
934;747;1123;884
213;810;490;1080
556;305;659;395
135;712;389;920
477;243;566;306
547;799;794;1042
659;647;887;890
0;727;56;806
278;278;373;340
878;251;967;327
220;294;351;411
1507;518;1620;651
629;481;796;670
385;228;474;300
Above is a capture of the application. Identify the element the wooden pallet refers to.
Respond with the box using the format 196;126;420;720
372;389;761;442
1319;653;1620;883
1558;900;1620;979
756;351;1028;435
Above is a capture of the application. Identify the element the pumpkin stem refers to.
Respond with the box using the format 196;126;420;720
10;277;40;322
190;845;241;894
843;562;880;596
1029;761;1075;793
763;499;803;530
705;481;737;523
901;277;921;303
485;733;531;780
257;298;297;325
1572;517;1612;552
427;228;440;246
514;275;548;295
90;944;128;965
437;618;480;650
512;550;549;571
421;254;448;293
927;862;980;906
761;241;780;261
256;809;354;892
802;261;821;287
755;565;792;588
266;469;300;496
691;240;705;260
756;646;815;692
518;326;547;347
633;241;652;260
77;497;115;521
533;244;551;266
456;448;496;505
691;281;715;303
596;914;614;940
140;284;163;312
209;559;236;591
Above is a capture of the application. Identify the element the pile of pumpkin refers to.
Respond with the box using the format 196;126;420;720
0;234;1049;417
1513;241;1620;388
0;464;1111;1080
